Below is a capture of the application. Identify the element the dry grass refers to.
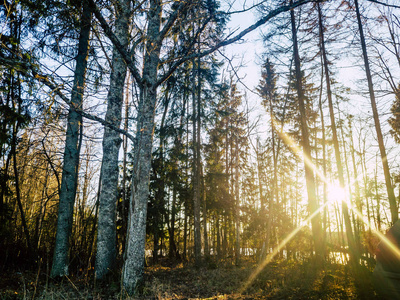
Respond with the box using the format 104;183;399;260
0;257;379;299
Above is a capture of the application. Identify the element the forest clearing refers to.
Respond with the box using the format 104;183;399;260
1;0;400;299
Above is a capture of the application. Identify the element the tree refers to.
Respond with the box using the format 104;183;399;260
0;0;33;250
95;0;130;280
353;0;398;224
51;0;92;277
317;1;358;264
89;0;319;294
290;0;323;261
389;87;400;143
257;58;280;256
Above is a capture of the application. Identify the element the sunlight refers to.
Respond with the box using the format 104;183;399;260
326;182;347;205
344;199;400;262
240;115;400;294
239;203;329;293
240;116;332;293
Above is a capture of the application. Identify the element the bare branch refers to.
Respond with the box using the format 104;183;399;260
157;0;316;86
88;0;143;87
38;77;136;142
366;0;400;9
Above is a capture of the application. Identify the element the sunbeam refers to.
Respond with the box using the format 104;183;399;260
240;117;339;292
240;115;400;294
240;202;330;292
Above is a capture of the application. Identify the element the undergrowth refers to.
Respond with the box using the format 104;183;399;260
0;257;379;299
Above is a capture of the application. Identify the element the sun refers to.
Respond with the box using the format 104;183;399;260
327;182;347;204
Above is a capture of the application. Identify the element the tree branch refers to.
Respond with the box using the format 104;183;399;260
157;0;316;86
38;76;136;142
88;0;143;87
366;0;400;9
158;1;192;44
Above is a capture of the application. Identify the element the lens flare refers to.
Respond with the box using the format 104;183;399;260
240;115;400;294
327;182;347;204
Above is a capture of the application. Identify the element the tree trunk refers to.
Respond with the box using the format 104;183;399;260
12;123;32;251
120;73;130;255
169;184;178;259
355;0;398;224
290;3;323;261
121;0;162;294
348;117;363;252
317;56;328;252
234;137;240;266
317;2;358;264
95;0;129;280
192;55;202;267
51;0;91;277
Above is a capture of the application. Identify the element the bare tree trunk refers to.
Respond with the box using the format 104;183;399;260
355;0;398;224
121;0;162;294
348;117;363;251
121;74;130;255
318;2;359;265
12;123;32;251
290;3;323;261
317;56;328;252
216;214;221;258
234;138;240;266
95;0;129;280
192;55;202;267
51;0;91;277
169;184;178;259
374;166;382;231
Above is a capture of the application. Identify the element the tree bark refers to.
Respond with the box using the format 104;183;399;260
95;0;129;280
192;55;202;267
51;0;92;278
121;0;162;295
355;0;398;224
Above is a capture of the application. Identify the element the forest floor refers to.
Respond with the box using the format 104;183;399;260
0;257;380;299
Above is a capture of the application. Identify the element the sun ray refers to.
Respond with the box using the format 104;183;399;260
240;115;400;294
240;202;330;292
240;116;339;292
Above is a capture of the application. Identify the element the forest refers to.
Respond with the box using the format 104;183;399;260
1;0;400;299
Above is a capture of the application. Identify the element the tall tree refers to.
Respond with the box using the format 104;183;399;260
51;0;92;277
354;0;398;224
95;0;130;280
290;0;323;261
88;0;317;294
317;1;358;263
257;58;280;256
121;0;163;294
